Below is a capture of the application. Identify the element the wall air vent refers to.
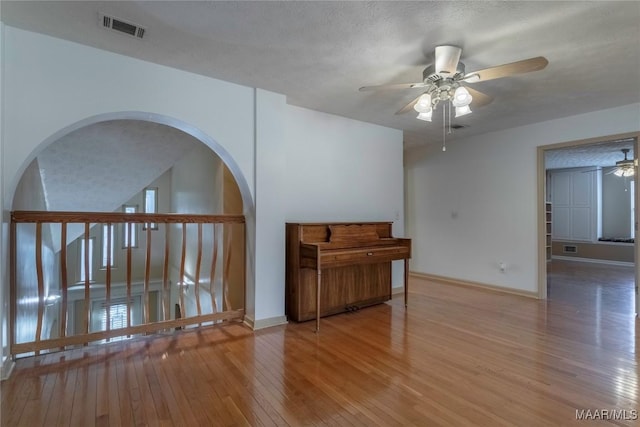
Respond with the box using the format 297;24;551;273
563;245;577;254
99;12;146;39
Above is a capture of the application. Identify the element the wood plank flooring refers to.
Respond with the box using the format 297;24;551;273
2;260;638;426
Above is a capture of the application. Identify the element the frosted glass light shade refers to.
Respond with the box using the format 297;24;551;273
413;93;432;113
416;111;432;122
452;86;473;107
455;105;472;117
614;167;634;177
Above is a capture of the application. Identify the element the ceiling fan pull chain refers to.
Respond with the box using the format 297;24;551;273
442;104;447;152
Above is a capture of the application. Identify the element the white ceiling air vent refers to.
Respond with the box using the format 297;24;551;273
99;12;146;39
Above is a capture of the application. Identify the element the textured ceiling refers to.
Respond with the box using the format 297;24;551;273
545;138;635;170
37;120;199;212
3;1;639;153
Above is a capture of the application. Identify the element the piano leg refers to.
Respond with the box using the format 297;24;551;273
316;269;321;332
404;259;409;308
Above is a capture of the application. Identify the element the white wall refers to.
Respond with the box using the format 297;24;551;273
2;27;255;204
1;26;259;331
406;103;640;293
253;89;287;322
1;26;407;348
602;167;633;237
284;105;406;287
0;18;9;377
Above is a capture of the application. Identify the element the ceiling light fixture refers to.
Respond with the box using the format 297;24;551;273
414;78;472;151
361;45;549;153
416;111;432;122
613;148;635;177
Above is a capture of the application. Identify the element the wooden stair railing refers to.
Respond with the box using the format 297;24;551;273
10;211;246;356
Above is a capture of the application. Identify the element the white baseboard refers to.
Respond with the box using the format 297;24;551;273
1;357;15;380
392;285;404;295
244;315;288;331
410;271;539;299
552;255;634;267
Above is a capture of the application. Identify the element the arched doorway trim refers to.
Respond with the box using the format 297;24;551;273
5;110;257;332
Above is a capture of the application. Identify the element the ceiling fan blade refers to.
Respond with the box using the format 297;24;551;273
359;82;427;92
435;45;462;77
395;94;422;115
463;56;548;83
465;86;493;108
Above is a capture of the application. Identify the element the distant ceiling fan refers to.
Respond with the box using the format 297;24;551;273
359;45;548;149
611;148;635;177
582;149;635;177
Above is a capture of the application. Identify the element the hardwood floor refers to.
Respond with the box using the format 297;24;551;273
2;264;638;426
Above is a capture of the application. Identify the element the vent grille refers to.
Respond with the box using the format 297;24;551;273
99;12;146;39
563;245;577;254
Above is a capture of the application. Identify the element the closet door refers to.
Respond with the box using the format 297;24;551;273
551;169;597;241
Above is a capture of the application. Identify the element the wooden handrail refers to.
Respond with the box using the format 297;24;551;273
11;211;245;224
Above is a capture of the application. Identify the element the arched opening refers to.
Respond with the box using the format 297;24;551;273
8;113;255;356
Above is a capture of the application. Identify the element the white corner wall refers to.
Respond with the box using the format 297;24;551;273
253;89;287;323
406;103;640;293
284;105;406;287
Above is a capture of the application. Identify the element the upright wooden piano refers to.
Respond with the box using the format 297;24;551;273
286;222;411;331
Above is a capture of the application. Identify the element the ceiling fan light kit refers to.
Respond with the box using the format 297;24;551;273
360;45;549;151
413;93;432;113
614;168;634;178
416;111;433;122
455;104;472;118
452;86;473;107
613;148;635;177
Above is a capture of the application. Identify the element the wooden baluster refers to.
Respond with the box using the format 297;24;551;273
105;223;112;341
209;224;219;314
404;258;409;308
223;225;233;312
126;222;132;333
84;223;90;340
144;226;151;325
59;223;68;344
195;223;203;318
179;223;187;320
163;223;170;322
316;249;321;333
9;212;247;353
35;223;44;354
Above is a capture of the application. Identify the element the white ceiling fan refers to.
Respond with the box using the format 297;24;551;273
581;149;635;177
610;148;634;177
360;45;548;150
